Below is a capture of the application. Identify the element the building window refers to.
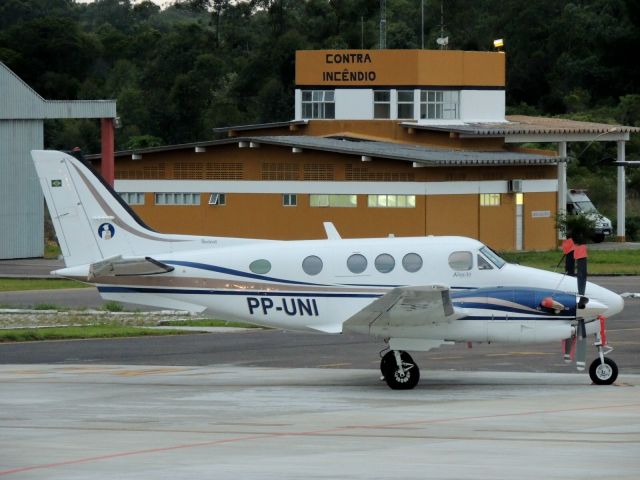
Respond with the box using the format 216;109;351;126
283;193;297;206
367;194;415;208
208;193;226;206
420;90;459;119
119;192;145;205
155;193;200;205
310;194;357;207
301;90;335;119
397;90;414;119
480;193;501;206
373;90;391;119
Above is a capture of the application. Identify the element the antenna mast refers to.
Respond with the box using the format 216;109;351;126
379;0;386;49
436;0;449;49
421;0;425;49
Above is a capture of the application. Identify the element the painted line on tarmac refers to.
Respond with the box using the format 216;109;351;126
2;400;639;477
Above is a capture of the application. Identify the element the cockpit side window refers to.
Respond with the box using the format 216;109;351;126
448;251;473;271
477;254;493;270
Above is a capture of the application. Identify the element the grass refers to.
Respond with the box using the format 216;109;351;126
0;325;196;342
102;301;124;312
44;241;62;259
0;278;88;292
500;249;640;275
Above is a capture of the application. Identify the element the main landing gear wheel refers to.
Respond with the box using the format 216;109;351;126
589;357;618;385
381;350;420;390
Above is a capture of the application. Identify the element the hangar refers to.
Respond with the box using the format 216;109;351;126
0;62;116;259
83;49;637;251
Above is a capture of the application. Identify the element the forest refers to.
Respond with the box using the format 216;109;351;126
1;0;639;224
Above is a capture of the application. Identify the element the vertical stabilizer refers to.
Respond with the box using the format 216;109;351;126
31;150;243;267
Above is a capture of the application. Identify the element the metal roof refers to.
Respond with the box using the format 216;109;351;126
401;115;640;136
0;62;116;119
212;120;308;133
252;135;560;166
94;135;560;166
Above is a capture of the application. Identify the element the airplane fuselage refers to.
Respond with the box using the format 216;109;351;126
59;235;623;345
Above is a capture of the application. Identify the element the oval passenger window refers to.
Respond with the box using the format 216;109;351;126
375;253;395;273
302;255;323;275
347;254;367;274
402;252;423;272
249;259;271;274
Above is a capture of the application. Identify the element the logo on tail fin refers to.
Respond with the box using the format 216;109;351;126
98;223;115;240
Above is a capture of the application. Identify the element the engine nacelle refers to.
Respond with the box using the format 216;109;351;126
486;320;574;344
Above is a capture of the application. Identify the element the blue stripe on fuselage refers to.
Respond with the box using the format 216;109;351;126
163;260;324;287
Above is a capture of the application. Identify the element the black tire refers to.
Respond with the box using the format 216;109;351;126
592;233;605;243
589;357;618;385
382;351;420;390
380;350;394;375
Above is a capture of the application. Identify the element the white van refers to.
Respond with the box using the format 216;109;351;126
566;189;612;243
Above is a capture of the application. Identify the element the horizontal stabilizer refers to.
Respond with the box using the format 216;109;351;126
89;255;174;280
343;285;463;337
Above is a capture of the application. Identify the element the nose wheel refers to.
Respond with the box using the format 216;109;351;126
589;354;618;385
380;350;420;390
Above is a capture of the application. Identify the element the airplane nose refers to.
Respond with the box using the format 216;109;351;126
604;291;625;317
584;285;625;318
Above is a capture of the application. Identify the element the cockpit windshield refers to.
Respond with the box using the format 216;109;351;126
479;246;506;269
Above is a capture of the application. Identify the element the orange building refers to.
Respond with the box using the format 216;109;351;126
91;49;638;251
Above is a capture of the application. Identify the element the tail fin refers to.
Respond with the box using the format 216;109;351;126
31;150;205;267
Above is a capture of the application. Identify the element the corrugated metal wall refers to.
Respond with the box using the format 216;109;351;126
0;120;44;259
43;100;116;119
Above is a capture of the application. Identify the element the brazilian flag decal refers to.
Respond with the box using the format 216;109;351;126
51;180;62;187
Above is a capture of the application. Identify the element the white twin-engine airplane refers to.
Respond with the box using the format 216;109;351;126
31;150;625;389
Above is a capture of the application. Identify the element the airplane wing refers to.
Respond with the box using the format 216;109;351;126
88;255;174;280
343;285;465;338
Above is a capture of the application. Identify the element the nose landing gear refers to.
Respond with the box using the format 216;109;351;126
588;340;618;385
587;315;618;385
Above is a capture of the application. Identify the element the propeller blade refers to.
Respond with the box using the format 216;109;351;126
562;239;575;276
575;319;587;371
575;244;588;307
